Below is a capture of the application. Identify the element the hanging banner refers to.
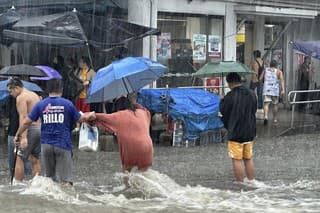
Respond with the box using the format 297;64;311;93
208;35;221;59
193;34;206;61
157;32;171;59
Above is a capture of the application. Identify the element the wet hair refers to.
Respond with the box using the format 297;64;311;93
80;56;91;68
114;96;136;112
46;78;63;93
253;50;261;58
270;59;278;68
226;72;241;84
7;78;24;89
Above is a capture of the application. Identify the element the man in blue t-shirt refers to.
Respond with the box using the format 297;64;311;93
15;78;95;186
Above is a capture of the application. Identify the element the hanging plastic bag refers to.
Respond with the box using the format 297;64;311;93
78;122;99;151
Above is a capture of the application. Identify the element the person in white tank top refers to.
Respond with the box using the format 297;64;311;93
259;60;285;125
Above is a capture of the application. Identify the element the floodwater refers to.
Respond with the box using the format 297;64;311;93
0;128;320;213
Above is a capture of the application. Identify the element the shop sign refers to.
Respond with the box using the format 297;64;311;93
193;34;206;61
208;35;222;59
157;32;171;59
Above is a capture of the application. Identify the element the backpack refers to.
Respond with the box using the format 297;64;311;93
256;59;264;79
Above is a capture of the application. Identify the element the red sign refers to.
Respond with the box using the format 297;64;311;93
206;78;220;87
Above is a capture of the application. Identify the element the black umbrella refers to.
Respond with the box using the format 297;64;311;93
0;7;21;46
0;64;47;77
0;8;21;29
2;11;160;49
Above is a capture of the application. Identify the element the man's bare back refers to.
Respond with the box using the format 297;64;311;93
16;89;41;126
250;57;264;83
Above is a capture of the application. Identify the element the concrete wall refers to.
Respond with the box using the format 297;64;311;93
157;0;225;16
128;0;158;60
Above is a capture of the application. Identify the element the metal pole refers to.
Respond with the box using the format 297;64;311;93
262;21;293;60
10;146;18;186
291;92;297;128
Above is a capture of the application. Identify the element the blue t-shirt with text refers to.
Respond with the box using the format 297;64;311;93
28;96;81;150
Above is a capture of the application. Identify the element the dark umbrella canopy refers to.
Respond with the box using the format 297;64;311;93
2;11;160;49
0;64;47;77
0;8;21;28
0;8;21;45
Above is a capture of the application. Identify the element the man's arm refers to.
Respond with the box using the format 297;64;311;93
14;117;33;149
219;95;231;129
278;70;285;95
250;61;258;80
16;95;29;139
77;111;96;123
259;69;265;82
15;117;33;138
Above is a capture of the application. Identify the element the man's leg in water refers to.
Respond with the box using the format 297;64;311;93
30;155;41;177
232;159;244;182
244;159;254;180
28;126;41;177
14;156;25;181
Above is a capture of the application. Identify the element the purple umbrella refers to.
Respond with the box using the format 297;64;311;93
30;65;62;81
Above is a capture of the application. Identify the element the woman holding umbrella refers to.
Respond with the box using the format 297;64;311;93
89;96;153;185
75;56;96;113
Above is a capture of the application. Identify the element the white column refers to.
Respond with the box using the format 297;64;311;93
223;4;237;94
128;0;158;59
253;16;265;55
224;4;237;61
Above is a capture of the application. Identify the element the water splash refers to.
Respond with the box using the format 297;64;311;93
1;171;320;212
21;176;86;205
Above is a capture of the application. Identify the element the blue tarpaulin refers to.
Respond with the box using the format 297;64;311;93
137;88;223;140
292;40;320;60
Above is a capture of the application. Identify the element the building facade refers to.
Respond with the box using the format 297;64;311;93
1;0;320;93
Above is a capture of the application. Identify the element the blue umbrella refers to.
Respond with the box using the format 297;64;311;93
292;40;320;60
30;65;62;81
86;57;167;103
0;79;43;101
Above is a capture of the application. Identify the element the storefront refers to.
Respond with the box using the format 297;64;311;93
156;12;223;87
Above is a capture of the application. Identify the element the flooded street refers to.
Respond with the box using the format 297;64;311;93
0;119;320;213
0;0;320;212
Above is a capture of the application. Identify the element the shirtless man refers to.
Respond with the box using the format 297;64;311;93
7;78;41;181
249;50;264;109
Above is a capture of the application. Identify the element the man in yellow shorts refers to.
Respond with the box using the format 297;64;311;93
220;72;257;182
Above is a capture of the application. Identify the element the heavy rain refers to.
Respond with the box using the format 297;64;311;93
0;0;320;212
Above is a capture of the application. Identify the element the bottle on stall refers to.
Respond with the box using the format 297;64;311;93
173;120;183;147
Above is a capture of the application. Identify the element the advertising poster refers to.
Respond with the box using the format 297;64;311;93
157;32;171;59
193;34;206;61
208;35;221;59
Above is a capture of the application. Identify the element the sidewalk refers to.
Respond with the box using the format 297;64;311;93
256;108;320;138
